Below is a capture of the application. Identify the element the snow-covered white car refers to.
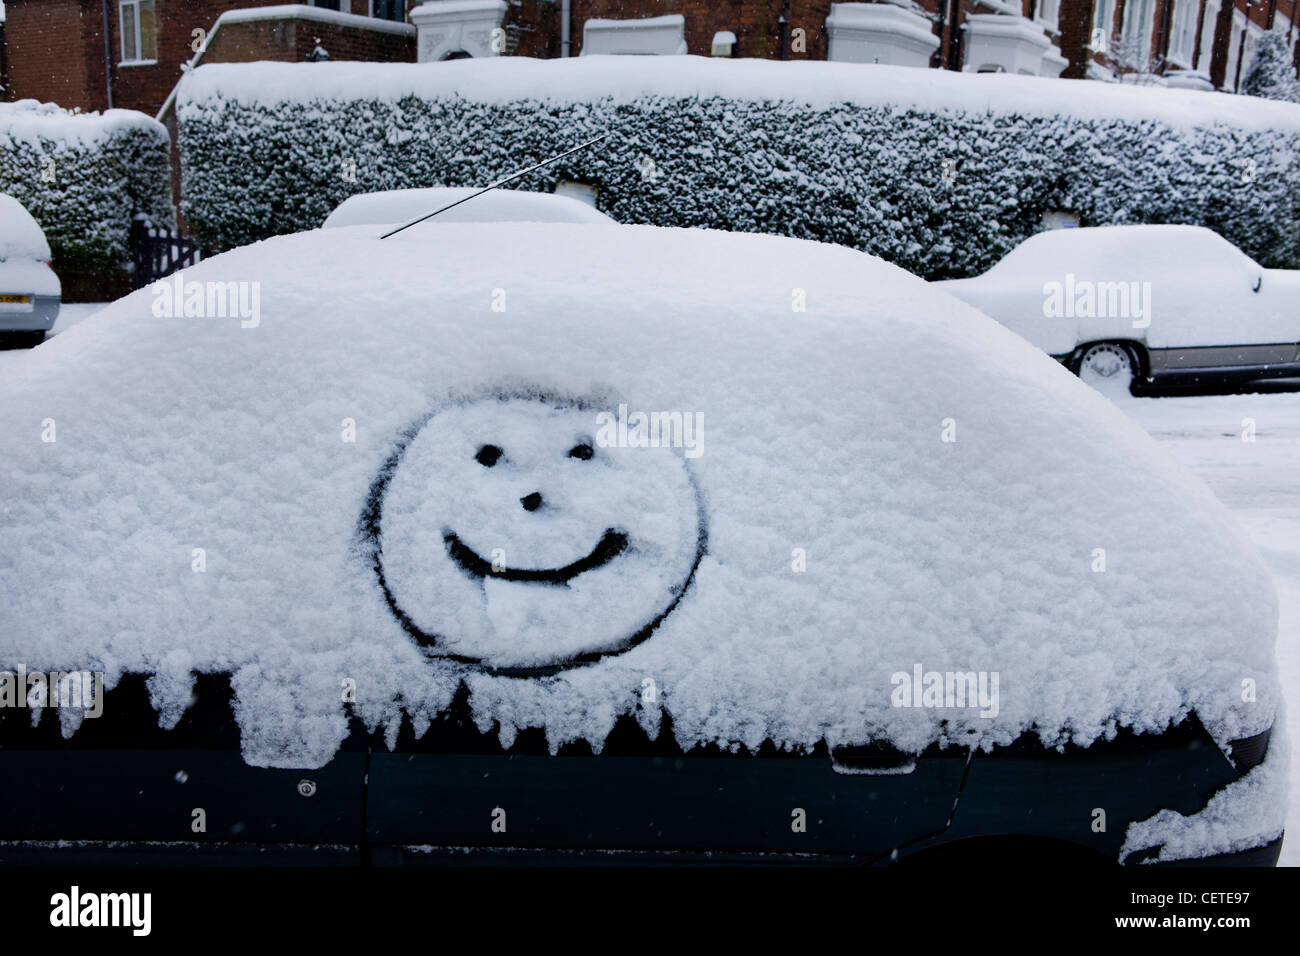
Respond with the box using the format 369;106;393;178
321;186;615;230
0;194;60;347
937;225;1300;393
0;221;1284;866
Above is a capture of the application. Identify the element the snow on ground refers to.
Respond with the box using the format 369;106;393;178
0;302;106;353
46;303;107;338
0;194;52;260
1116;388;1300;865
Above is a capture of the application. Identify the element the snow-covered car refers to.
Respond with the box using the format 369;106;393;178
0;221;1284;866
321;186;615;229
0;194;60;347
937;225;1300;393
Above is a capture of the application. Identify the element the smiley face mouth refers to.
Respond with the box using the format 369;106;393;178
443;529;629;586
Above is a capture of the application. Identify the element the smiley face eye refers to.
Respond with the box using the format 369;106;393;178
568;443;594;461
475;445;503;467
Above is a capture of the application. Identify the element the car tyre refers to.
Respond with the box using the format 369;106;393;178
1074;342;1141;396
0;331;46;349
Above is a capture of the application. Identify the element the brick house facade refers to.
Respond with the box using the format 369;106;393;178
547;0;1296;88
1;1;415;116
3;0;1296;120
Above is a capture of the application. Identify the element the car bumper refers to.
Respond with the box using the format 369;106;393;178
893;718;1282;867
1137;834;1283;867
0;294;59;333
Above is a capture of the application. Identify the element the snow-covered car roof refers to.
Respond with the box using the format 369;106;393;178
321;187;614;229
980;224;1260;277
0;223;1278;768
0;193;52;261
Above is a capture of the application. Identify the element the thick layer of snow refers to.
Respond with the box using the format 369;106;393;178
322;188;615;229
176;55;1300;133
0;224;1280;771
0;194;51;261
0;258;59;299
0;99;167;150
1120;725;1288;862
938;225;1300;354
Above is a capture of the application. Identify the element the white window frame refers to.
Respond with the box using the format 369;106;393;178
1120;0;1156;70
1235;20;1264;87
1196;0;1219;71
1166;0;1198;68
118;0;157;65
1091;0;1117;52
1035;0;1062;34
1226;10;1246;89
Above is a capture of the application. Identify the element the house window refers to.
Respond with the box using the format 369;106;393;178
371;0;405;22
1226;14;1245;89
1091;0;1116;51
1196;0;1219;70
1243;25;1262;74
1167;0;1199;66
1035;0;1061;32
1119;0;1155;70
311;0;343;10
119;0;157;63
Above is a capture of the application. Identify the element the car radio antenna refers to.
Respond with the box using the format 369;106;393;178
378;132;610;239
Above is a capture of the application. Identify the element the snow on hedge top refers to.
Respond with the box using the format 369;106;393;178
0;99;168;150
176;54;1300;133
0;223;1279;768
0;193;51;260
321;187;615;228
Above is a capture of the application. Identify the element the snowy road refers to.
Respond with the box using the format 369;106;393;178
2;305;1297;863
1117;389;1300;865
0;302;106;350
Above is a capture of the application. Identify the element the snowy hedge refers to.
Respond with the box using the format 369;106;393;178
176;57;1300;277
0;101;174;274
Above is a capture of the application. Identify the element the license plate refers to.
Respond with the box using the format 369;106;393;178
0;295;30;304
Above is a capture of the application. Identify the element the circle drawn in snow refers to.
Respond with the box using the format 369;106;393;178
362;393;707;677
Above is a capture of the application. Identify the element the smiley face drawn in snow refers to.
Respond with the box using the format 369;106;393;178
362;393;707;677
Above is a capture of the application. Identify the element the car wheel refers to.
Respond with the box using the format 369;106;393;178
0;331;46;349
1076;342;1138;396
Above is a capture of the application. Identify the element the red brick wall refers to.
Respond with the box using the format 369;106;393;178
3;0;107;110
502;0;559;57
559;1;1028;66
3;1;416;116
1058;0;1094;78
564;1;837;60
201;16;415;65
